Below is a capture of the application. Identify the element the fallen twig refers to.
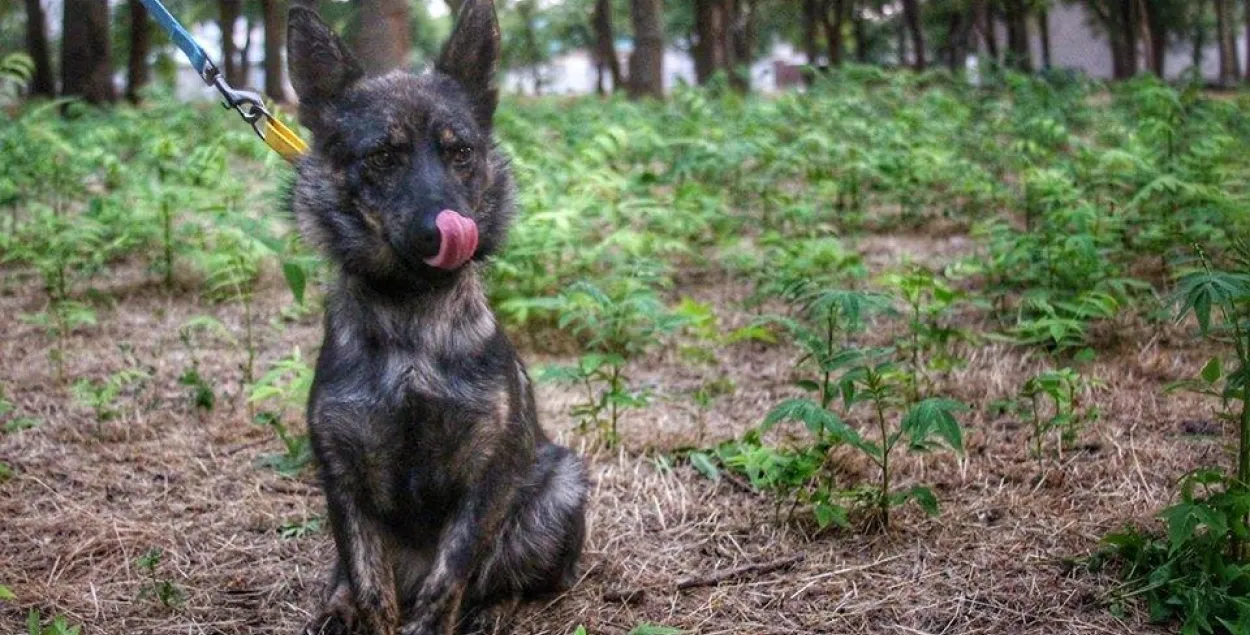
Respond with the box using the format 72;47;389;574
602;552;807;605
676;552;806;591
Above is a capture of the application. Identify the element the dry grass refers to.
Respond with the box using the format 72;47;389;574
0;231;1226;635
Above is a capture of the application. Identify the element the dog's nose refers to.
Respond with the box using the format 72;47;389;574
409;214;442;260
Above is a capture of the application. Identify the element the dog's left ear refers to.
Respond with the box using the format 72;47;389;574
437;0;500;130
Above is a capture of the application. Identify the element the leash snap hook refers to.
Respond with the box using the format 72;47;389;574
210;70;271;140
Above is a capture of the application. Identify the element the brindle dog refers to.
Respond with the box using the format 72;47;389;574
286;3;587;634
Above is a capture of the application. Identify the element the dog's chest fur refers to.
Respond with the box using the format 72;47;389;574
308;270;531;536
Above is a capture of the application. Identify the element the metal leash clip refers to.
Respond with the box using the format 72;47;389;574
207;66;272;141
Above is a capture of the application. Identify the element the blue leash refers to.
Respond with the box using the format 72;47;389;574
136;0;309;159
138;0;209;78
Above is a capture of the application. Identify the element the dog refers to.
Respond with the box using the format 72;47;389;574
285;2;588;633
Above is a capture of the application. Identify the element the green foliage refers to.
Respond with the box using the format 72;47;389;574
24;610;81;635
278;516;323;540
993;367;1101;471
135;548;184;609
249;349;315;476
71;368;148;424
534;274;685;447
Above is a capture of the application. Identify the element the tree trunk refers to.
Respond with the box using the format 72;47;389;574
628;0;664;99
802;0;822;67
263;0;286;101
976;0;999;64
240;15;254;85
946;10;972;73
1038;9;1051;70
728;0;756;91
1245;0;1250;82
445;0;463;15
126;0;150;102
1192;6;1206;71
901;0;926;70
853;7;869;63
1216;0;1237;85
592;0;622;94
823;0;847;68
1142;0;1165;77
1121;0;1140;78
355;0;412;73
220;0;242;85
694;0;730;84
24;0;55;96
1003;0;1032;71
61;0;115;104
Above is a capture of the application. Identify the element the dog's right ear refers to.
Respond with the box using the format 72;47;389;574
288;6;362;109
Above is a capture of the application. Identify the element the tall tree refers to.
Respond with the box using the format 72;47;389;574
1037;6;1052;69
1245;0;1250;81
1003;0;1032;71
355;0;412;73
729;0;758;90
802;0;822;67
901;0;926;69
263;0;287;101
694;0;730;83
221;0;243;85
1141;0;1165;77
822;0;849;68
975;0;999;64
1083;0;1139;79
126;0;151;102
627;0;664;98
591;0;622;94
61;0;115;103
24;0;55;96
1215;0;1239;85
853;4;870;63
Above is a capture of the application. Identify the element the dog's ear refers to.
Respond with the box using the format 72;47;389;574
288;6;362;112
436;0;500;129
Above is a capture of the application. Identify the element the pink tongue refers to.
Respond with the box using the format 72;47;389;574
424;210;479;270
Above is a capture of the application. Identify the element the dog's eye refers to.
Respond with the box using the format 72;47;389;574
365;150;401;171
451;146;473;167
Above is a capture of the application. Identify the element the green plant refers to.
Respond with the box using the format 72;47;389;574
249;348;315;476
71;368;148;426
1097;244;1250;633
0;461;12;483
278;516;323;540
882;266;974;401
994;367;1100;471
135;548;184;609
535;274;685;447
25;609;81;635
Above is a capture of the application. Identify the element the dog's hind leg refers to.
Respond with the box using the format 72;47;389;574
464;443;588;624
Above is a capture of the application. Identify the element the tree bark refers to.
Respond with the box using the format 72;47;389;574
728;0;755;91
240;15;255;84
592;0;622;94
976;0;998;64
220;0;242;85
24;0;55;97
1142;0;1165;77
853;6;868;63
263;0;287;101
694;0;730;83
355;0;412;73
901;0;926;70
802;0;822;67
628;0;664;98
1038;9;1051;70
1003;0;1032;71
126;0;151;102
822;0;847;68
1216;0;1238;85
61;0;115;104
1245;0;1250;82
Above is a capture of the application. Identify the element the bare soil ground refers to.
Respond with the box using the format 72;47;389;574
0;230;1224;635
